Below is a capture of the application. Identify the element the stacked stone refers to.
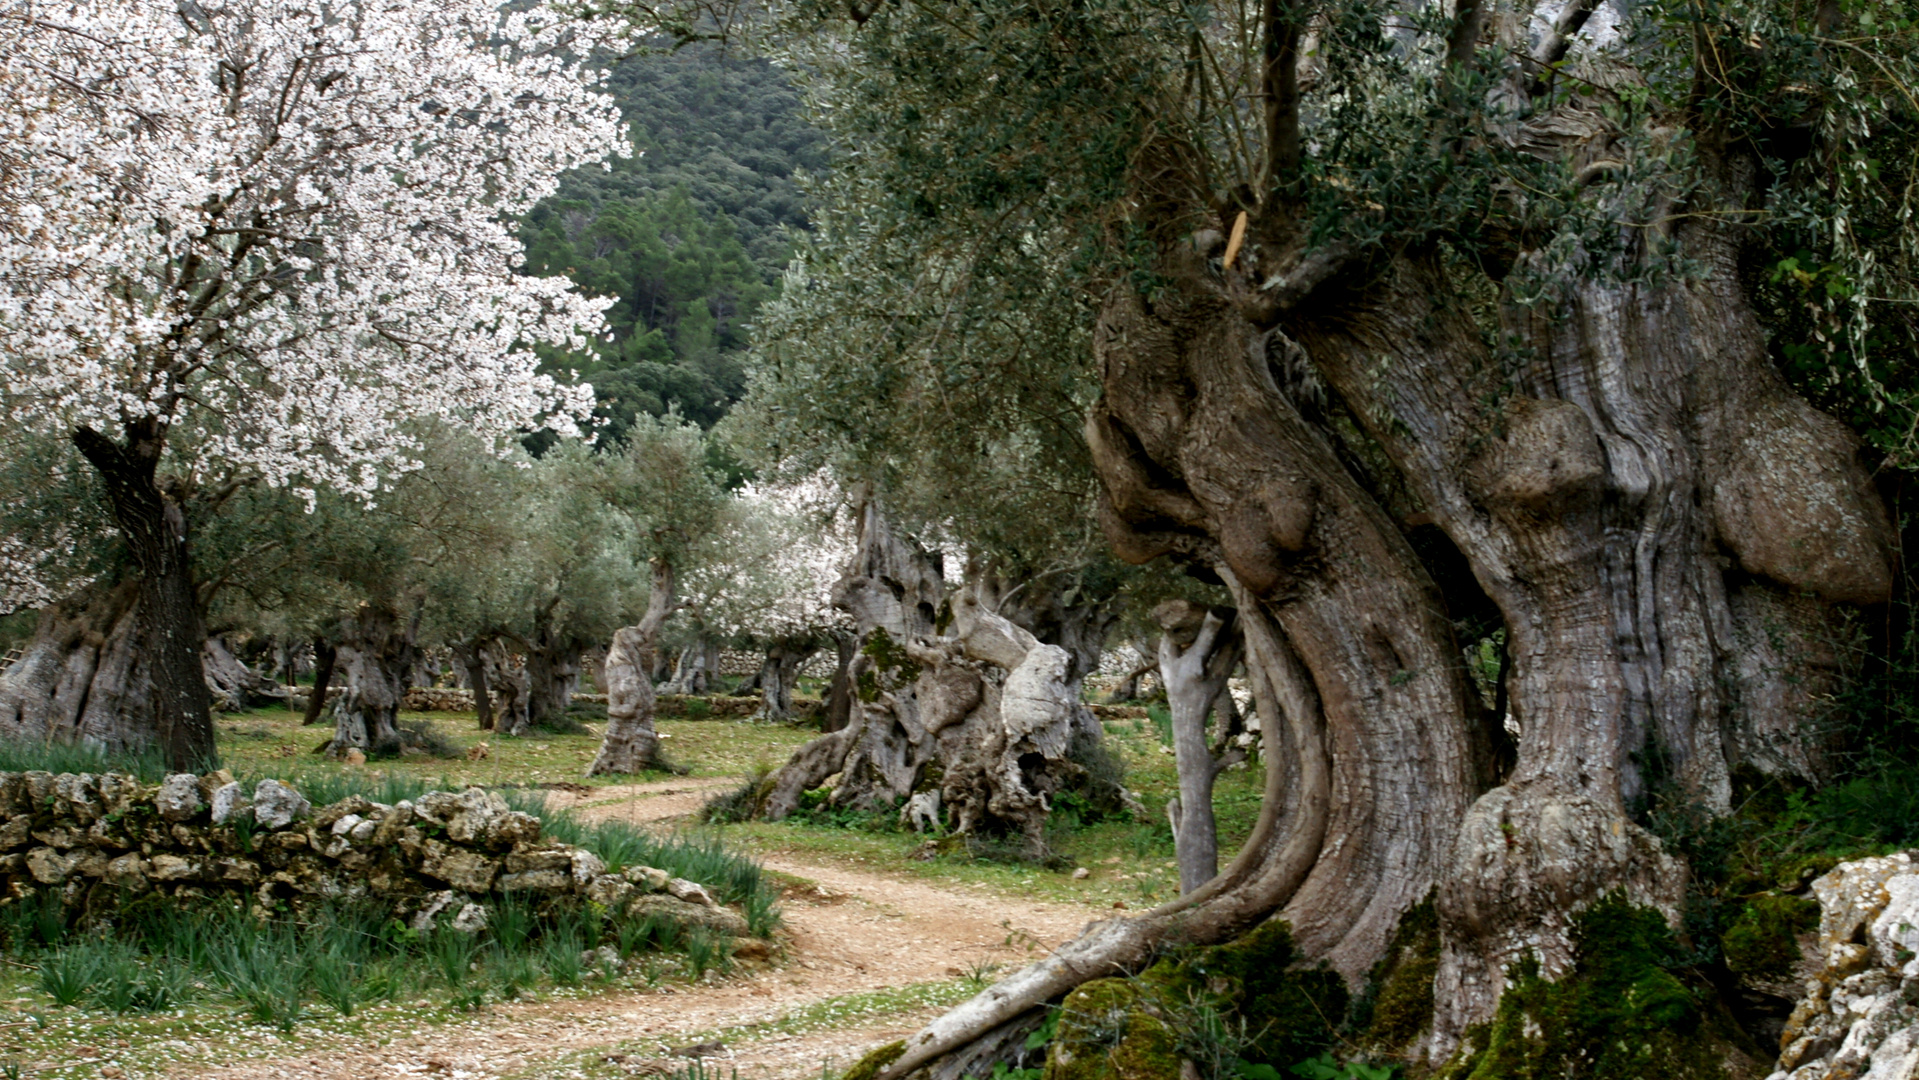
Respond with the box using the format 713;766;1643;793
1769;853;1919;1079
0;771;748;941
400;686;477;712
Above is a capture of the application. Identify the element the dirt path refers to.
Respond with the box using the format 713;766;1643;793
180;784;1102;1080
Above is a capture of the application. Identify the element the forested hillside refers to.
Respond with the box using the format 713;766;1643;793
521;44;825;438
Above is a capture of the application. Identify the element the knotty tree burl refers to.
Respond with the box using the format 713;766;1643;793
734;0;1917;1071
0;0;622;769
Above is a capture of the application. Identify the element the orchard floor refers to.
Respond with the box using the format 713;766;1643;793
168;778;1102;1080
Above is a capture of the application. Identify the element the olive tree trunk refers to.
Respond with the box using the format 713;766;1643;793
524;633;582;731
325;604;420;757
0;581;157;754
1155;600;1245;896
454;639;494;731
71;421;216;771
485;642;530;736
203;634;283;712
663;638;719;695
870;243;1480;1080
588;558;676;775
1285;226;1892;1044
758;640;820;723
822;631;857;733
301;637;336;726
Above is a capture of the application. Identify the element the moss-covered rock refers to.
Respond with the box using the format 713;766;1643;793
1045;978;1181;1080
1722;891;1818;980
1436;893;1755;1080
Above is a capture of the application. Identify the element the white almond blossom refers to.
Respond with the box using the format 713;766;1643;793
0;0;624;504
684;473;856;643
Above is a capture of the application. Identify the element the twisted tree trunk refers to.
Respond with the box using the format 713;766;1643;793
751;504;1124;857
589;558;676;775
454;639;494;731
485;643;530;736
0;580;156;754
326;604;420;757
881;155;1895;1078
203;634;283;712
1283;218;1893;1043
757;639;820;723
663;638;719;695
822;630;857;733
524;631;582;731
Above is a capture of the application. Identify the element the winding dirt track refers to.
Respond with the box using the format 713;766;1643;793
179;782;1101;1080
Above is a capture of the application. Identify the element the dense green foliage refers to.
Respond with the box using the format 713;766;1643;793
523;44;826;441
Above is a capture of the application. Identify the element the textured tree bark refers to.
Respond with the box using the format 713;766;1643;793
1088;256;1479;985
1280;217;1894;1041
71;421;216;771
454;640;493;731
0;580;157;754
822;631;857;733
524;629;582;731
758;640;820;723
202;635;283;711
663;639;717;695
301;637;336;726
325;604;420;757
485;643;530;736
873;241;1480;1080
588;558;676;775
1155;601;1244;895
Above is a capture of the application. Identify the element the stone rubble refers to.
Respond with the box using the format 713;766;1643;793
1770;853;1919;1080
0;769;756;948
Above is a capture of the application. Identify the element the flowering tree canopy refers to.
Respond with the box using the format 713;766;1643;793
0;0;619;496
0;0;627;768
682;473;855;646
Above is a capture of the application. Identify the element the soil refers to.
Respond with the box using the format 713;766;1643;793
178;781;1104;1079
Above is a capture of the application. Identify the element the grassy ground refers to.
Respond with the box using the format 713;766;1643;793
214;701;822;788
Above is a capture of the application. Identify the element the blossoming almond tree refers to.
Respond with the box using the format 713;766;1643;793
681;473;856;721
0;0;622;768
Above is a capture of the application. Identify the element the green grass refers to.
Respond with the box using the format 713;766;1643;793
215;701;819;787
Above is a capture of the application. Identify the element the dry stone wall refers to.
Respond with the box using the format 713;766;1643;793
1;770;750;940
1770;853;1919;1079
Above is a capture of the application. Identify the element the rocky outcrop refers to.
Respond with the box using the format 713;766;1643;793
1771;853;1919;1079
0;769;753;941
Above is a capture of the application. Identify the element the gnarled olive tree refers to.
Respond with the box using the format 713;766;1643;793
728;0;1914;1070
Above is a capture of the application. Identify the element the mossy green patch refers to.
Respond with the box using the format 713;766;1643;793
1140;918;1347;1068
1437;894;1745;1080
842;1039;906;1080
1722;892;1819;979
862;628;923;683
1359;898;1440;1053
1040;920;1345;1079
1045;978;1181;1080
